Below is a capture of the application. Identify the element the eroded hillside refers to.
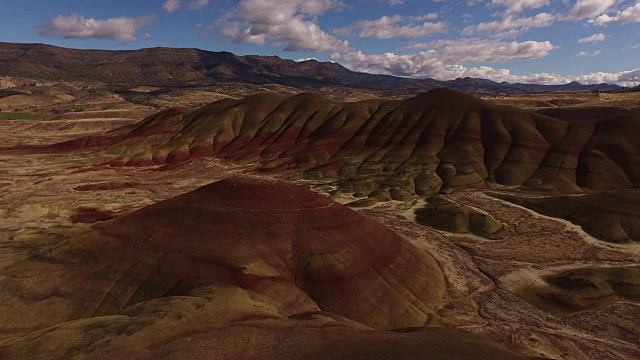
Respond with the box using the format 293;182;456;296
1;88;639;359
33;88;640;202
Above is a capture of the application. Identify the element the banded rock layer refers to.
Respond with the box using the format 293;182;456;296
0;176;536;359
0;176;445;332
50;89;640;199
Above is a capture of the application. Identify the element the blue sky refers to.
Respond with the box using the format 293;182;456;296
1;0;639;85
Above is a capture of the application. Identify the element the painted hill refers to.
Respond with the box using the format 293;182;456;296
0;176;534;359
0;176;446;330
41;88;640;200
494;189;640;244
0;42;621;94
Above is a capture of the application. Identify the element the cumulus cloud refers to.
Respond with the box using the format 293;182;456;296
616;68;640;85
578;33;606;43
330;50;558;82
164;0;210;12
219;0;350;52
335;14;445;39
589;3;640;25
566;0;618;20
37;15;153;42
577;50;601;56
573;69;640;86
330;48;640;86
462;12;556;37
404;38;557;62
331;50;447;78
163;0;182;13
382;0;405;4
489;0;551;16
331;39;557;82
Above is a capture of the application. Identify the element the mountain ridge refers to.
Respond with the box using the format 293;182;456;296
0;42;622;95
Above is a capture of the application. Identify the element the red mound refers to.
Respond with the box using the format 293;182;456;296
0;176;542;359
0;176;445;330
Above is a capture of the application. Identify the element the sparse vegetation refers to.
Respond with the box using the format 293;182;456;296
112;87;173;106
0;112;51;120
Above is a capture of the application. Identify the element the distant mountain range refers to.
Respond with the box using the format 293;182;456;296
617;85;640;92
0;42;623;95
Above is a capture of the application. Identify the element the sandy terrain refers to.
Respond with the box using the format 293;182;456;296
483;91;640;111
0;76;396;116
1;73;638;117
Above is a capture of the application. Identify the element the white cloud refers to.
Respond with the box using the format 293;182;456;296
37;15;153;42
462;12;556;37
382;0;405;4
163;0;210;12
163;0;182;13
335;14;445;39
415;13;440;21
589;3;640;25
578;33;606;43
330;49;551;82
330;48;639;86
616;68;640;85
489;0;551;16
331;39;557;82
566;0;618;20
219;0;350;52
577;50;601;56
331;50;447;78
405;38;557;62
575;69;640;86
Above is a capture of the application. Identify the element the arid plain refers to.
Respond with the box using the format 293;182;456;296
1;77;640;360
